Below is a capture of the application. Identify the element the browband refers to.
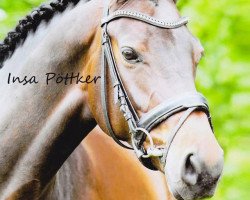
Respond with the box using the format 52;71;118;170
101;10;189;29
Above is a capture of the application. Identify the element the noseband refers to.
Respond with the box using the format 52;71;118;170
101;5;213;170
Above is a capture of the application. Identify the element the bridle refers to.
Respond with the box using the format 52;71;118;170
101;4;213;170
100;3;213;170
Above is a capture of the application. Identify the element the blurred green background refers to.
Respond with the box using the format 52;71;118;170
0;0;249;199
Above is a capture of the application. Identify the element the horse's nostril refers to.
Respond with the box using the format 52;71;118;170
182;154;199;186
185;154;195;174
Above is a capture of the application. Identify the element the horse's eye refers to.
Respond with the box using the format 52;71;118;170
121;47;140;63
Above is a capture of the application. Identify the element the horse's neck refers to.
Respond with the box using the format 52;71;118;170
41;144;94;200
0;0;102;198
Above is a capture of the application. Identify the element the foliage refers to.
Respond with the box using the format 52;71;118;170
0;0;43;37
0;0;249;199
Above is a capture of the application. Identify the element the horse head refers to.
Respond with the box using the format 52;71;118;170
87;0;224;199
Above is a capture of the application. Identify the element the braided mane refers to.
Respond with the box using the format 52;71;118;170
0;0;83;68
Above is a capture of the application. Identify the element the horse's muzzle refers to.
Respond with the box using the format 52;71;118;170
165;148;224;200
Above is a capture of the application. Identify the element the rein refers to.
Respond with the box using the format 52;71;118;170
100;4;213;170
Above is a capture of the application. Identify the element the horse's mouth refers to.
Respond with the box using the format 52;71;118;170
171;188;184;200
165;169;220;200
170;185;216;200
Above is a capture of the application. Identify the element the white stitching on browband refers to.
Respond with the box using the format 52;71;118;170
101;10;189;29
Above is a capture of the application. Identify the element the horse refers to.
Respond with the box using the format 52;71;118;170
0;0;224;199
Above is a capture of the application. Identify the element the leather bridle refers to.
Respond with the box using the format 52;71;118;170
100;4;213;170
